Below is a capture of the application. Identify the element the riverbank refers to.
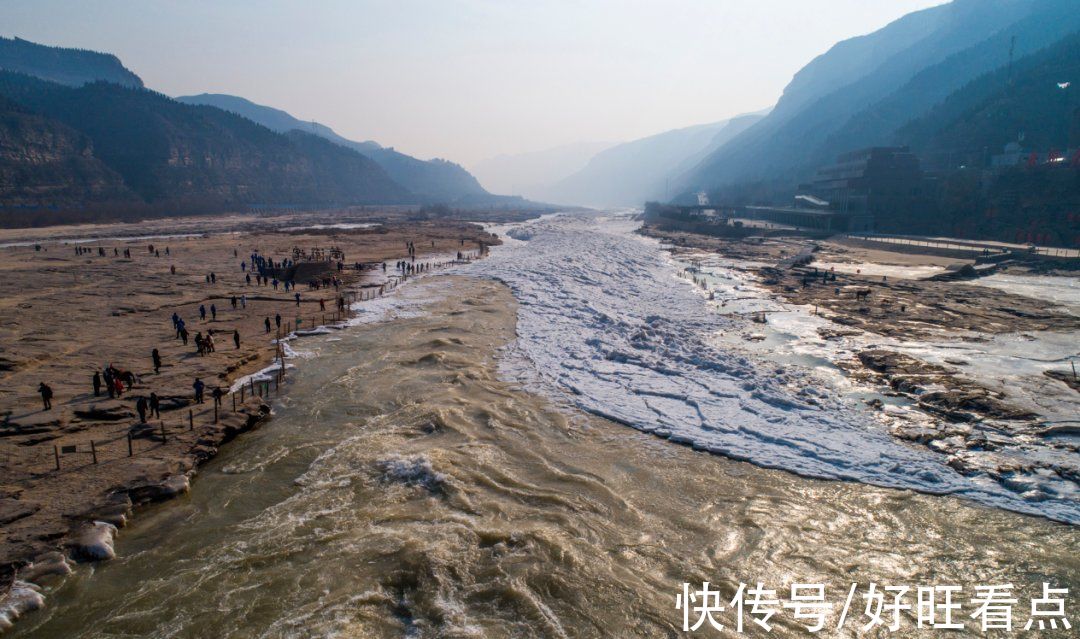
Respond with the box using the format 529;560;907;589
640;220;1080;516
643;224;1080;338
0;213;500;624
7;275;1079;637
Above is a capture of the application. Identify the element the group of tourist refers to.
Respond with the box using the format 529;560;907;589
91;364;138;399
395;260;433;276
33;237;483;425
73;244;170;258
306;275;340;291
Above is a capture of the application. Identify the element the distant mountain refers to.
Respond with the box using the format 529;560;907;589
890;29;1080;244
820;1;1080;168
769;5;954;124
471;141;618;198
0;36;143;88
176;93;487;202
542;112;766;207
897;30;1080;159
0;93;134;214
679;0;1080;193
0;72;409;222
175;93;380;152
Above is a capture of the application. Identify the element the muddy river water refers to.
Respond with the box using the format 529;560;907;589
11;271;1078;638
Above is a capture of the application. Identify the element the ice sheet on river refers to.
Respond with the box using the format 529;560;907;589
463;214;1080;523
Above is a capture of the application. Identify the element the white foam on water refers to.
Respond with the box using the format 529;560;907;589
457;212;1080;523
229;359;293;394
377;454;447;491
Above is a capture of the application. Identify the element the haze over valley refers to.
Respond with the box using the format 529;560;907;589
1;2;1078;636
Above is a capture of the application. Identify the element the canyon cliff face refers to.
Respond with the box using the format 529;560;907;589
176;93;489;202
0;97;133;210
0;72;411;225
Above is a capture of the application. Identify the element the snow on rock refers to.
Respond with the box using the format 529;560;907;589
0;581;45;631
69;521;118;562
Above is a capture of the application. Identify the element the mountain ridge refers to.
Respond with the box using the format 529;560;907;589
678;0;1068;193
0;71;411;222
543;111;767;207
176;93;488;202
0;36;143;88
471;141;619;198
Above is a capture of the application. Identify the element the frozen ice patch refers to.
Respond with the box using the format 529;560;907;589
458;212;1080;524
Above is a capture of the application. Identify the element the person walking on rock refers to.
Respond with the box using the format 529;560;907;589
264;317;271;333
93;370;102;397
103;368;115;399
193;378;205;404
38;382;53;410
150;392;161;419
136;396;148;423
233;330;241;349
152;348;162;374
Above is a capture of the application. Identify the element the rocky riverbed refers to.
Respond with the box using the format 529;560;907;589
0;212;499;627
642;221;1080;520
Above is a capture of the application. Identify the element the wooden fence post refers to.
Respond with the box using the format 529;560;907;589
90;440;98;464
54;445;60;471
188;410;194;430
160;421;168;443
127;433;133;457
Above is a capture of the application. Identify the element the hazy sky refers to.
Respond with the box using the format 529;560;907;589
2;0;944;166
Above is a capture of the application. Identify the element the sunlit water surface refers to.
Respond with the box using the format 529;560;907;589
12;277;1078;638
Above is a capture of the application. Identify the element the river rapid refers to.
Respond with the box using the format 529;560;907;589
10;214;1079;638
